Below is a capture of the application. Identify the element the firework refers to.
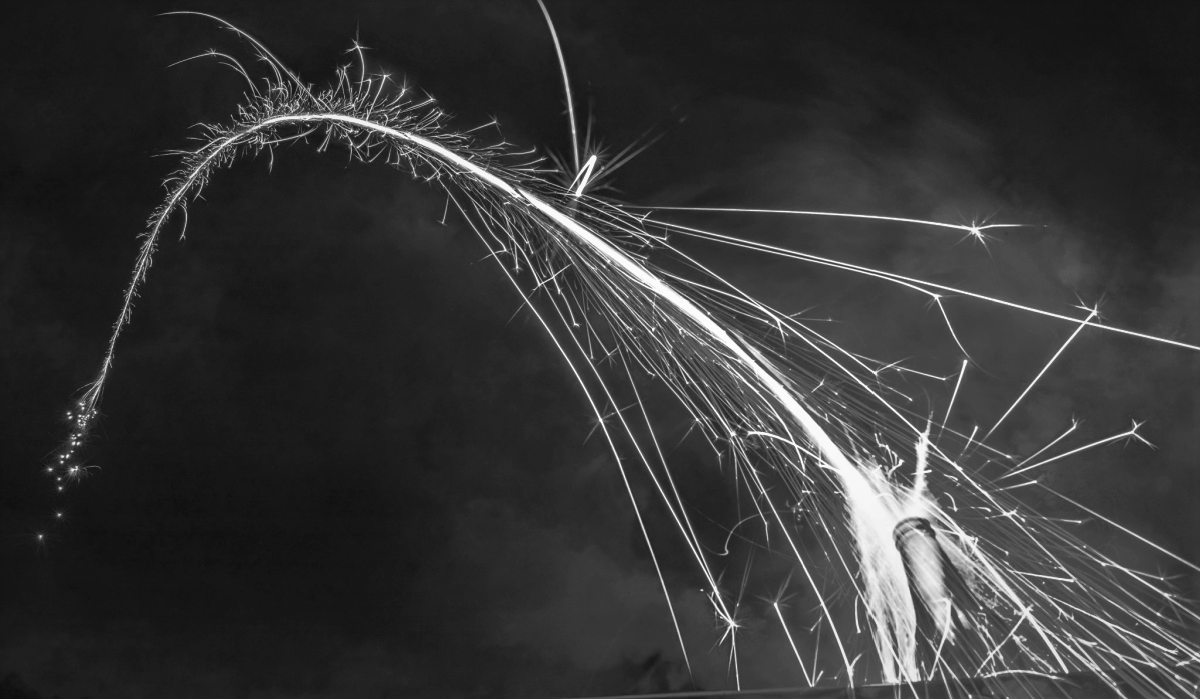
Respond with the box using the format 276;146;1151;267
44;12;1200;697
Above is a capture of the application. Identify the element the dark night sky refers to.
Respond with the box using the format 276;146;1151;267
2;2;1198;696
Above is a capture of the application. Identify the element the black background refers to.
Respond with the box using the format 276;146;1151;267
2;2;1198;696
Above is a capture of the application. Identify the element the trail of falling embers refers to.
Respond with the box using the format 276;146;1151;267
48;15;1200;696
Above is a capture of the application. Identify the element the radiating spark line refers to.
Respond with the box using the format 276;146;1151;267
168;50;259;95
997;480;1039;492
635;205;1034;236
932;296;974;362
960;425;979;458
537;0;580;173
1014;419;1079;469
1005;421;1152;479
984;308;1097;443
569;153;598;197
1017;571;1076;583
938;359;968;442
774;601;815;686
165;12;320;104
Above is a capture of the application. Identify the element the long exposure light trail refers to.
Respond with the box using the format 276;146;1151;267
633;204;1033;242
984;307;1098;444
43;12;1200;697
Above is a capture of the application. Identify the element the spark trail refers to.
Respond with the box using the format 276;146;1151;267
46;15;1200;697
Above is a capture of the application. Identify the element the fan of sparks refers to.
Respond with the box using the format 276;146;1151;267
45;12;1200;697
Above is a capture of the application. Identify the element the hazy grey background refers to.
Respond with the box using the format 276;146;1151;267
1;1;1197;695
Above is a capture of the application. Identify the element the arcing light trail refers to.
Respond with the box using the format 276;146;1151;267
44;13;1200;697
633;204;1033;245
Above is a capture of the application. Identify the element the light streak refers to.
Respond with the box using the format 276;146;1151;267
938;359;968;442
774;601;815;686
984;307;1098;443
570;154;598;197
635;205;1034;240
536;0;580;174
43;13;1200;697
1014;419;1080;470
1005;421;1153;480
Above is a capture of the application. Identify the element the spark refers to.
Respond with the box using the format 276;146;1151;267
636;205;1036;237
960;424;979;458
774;600;815;686
984;306;1098;443
938;358;968;442
1013;418;1080;470
569;153;598;197
1005;420;1153;480
536;0;579;173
